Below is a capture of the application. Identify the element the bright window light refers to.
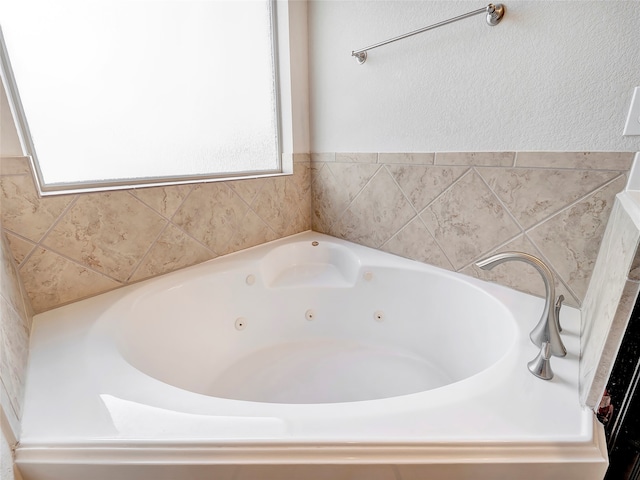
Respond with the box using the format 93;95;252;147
0;0;281;193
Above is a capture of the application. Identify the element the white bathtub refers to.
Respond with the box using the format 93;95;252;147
17;232;607;480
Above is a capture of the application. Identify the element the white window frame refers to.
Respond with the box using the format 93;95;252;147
0;0;299;196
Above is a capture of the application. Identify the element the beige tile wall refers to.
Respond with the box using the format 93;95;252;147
0;155;311;313
311;152;635;307
0;230;32;433
0;151;633;315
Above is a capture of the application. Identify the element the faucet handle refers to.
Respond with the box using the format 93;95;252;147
528;341;554;380
555;295;564;333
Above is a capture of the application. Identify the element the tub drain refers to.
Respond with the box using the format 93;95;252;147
235;317;247;330
374;310;385;322
305;309;316;321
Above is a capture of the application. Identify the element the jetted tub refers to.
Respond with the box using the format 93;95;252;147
17;232;607;480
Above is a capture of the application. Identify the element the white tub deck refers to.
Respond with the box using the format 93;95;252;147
16;232;607;480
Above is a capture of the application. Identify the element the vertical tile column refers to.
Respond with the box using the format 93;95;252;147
581;194;640;408
311;152;633;308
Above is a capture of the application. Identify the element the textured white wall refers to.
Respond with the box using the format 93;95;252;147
308;0;640;152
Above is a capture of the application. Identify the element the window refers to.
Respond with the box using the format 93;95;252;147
0;0;284;194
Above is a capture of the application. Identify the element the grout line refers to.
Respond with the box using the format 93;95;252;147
411;170;476;271
417;214;457;271
233;177;269;211
20;195;80;268
29;243;125;285
414;167;473;218
457;231;523;273
384;165;421;217
310;163;335;232
324;162;384;231
127;184;195;221
0;376;22;426
316;162;341;232
162;183;219;257
524;231;581;305
474;166;526;234
1;229;37;268
125;220;171;283
166;183;196;223
524;173;627;234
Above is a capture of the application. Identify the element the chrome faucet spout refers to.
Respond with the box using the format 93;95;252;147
475;251;566;358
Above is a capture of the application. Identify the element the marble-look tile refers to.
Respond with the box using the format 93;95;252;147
378;153;434;165
311;164;350;233
282;209;311;237
0;156;32;176
528;176;627;302
387;165;468;212
290;162;312;222
172;182;250;255
128;224;216;283
42;191;167;282
252;177;297;235
326;162;380;203
228;209;279;254
628;245;640;281
1;235;27;316
478;168;619;229
3;231;35;266
227;177;268;206
381;216;453;270
461;234;579;308
435;152;515;167
579;198;640;406
515;152;634;171
20;247;121;313
585;280;640;408
311;153;335;163
311;164;370;233
335;153;377;163
421;171;521;270
131;184;192;219
0;174;74;242
0;296;30;418
331;168;415;248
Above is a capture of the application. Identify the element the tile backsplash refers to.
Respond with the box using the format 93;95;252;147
0;155;311;313
0;151;634;314
311;152;634;307
0;231;32;433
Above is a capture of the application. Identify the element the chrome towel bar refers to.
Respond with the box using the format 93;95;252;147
351;3;505;64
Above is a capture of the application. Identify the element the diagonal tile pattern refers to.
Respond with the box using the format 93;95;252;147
173;182;253;255
421;170;521;270
387;165;468;212
0;152;633;312
312;152;634;307
42;191;168;282
527;176;627;301
477;167;620;229
1;156;311;312
381;216;453;271
331;168;415;248
20;247;121;313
